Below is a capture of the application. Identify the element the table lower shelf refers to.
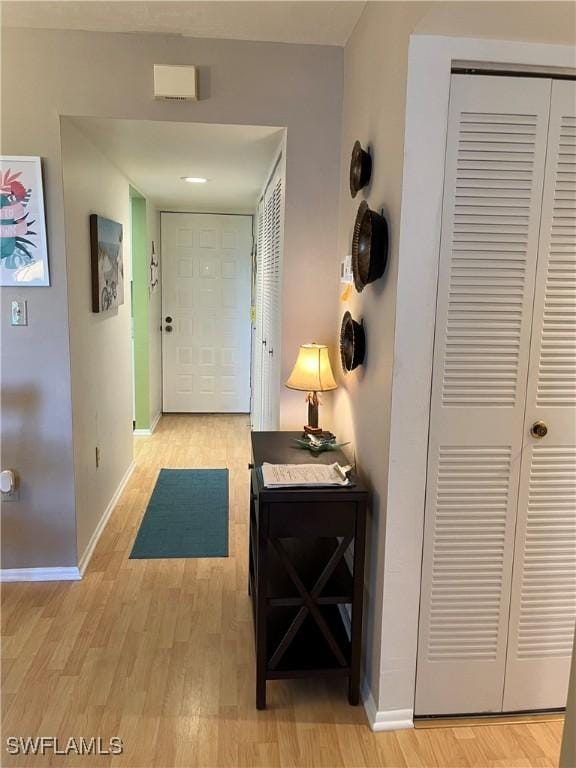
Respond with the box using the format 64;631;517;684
270;604;351;677
249;592;352;679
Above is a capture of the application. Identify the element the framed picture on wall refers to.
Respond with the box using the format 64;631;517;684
0;156;50;286
89;214;124;313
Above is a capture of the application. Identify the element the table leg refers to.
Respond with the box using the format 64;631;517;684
349;501;367;706
255;504;268;710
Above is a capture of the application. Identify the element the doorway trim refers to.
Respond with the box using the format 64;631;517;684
130;189;153;433
371;35;576;731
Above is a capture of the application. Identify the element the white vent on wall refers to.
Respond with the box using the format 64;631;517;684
153;65;198;101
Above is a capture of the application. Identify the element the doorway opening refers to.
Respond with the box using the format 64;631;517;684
66;117;286;433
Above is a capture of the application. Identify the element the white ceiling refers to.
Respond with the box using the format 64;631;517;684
69;117;284;211
2;1;365;47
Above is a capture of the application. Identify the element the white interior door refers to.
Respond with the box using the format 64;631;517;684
416;75;552;716
161;212;252;413
503;80;576;711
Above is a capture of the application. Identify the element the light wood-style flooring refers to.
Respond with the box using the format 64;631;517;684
1;415;565;767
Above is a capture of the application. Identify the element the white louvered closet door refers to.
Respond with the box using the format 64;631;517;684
251;200;265;428
503;80;576;712
252;160;284;430
261;165;283;429
416;75;552;716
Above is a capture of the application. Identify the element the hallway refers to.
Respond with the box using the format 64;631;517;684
1;416;565;767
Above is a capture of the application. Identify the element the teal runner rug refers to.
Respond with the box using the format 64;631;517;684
130;468;229;559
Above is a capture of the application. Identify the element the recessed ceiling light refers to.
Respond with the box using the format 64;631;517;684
182;176;208;184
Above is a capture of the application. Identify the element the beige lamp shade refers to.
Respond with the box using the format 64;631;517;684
285;344;337;392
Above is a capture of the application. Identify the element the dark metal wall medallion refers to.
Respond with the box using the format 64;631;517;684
351;201;389;292
349;141;372;198
340;311;366;373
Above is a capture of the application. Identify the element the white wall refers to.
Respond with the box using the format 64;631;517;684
1;56;77;571
333;0;432;713
414;0;576;43
334;0;576;719
1;27;342;569
60;119;134;563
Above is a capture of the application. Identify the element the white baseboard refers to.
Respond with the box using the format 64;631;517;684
78;460;135;576
150;411;162;433
0;567;81;583
338;604;414;732
363;683;414;732
133;411;162;437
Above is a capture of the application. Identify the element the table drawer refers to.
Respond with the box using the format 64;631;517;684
267;501;356;538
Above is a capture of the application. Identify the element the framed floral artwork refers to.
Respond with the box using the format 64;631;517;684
0;156;49;286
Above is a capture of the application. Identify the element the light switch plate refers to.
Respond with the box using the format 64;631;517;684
11;300;27;326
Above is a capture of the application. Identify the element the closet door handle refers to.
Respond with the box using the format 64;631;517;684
530;421;548;439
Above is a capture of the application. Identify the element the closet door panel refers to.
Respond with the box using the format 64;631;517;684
503;80;576;711
251;201;265;429
416;75;552;715
253;162;283;431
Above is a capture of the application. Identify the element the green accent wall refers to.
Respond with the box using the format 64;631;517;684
131;195;150;430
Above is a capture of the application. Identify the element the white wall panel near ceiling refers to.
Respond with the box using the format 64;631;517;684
0;1;365;46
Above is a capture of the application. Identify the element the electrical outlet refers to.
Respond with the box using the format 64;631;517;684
95;446;101;468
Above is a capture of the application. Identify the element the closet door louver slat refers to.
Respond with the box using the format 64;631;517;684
415;76;552;716
503;81;576;712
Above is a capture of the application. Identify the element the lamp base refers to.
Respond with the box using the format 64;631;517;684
304;391;322;435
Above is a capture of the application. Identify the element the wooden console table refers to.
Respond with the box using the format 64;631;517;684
248;431;368;709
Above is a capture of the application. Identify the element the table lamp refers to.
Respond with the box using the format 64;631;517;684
285;343;337;434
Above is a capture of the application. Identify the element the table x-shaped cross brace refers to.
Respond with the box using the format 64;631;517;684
268;535;353;670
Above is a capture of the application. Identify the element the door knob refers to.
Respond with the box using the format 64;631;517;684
165;325;173;333
531;421;548;439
